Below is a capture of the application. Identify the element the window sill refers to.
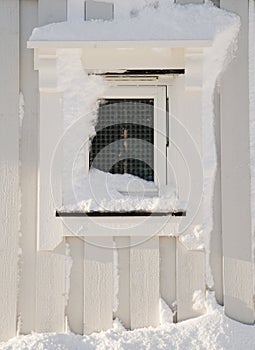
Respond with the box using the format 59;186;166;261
56;210;185;237
56;210;186;217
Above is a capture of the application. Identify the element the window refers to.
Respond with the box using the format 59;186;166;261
90;98;154;181
90;85;167;192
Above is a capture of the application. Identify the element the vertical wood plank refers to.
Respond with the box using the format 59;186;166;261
36;249;66;333
176;240;206;321
18;0;38;335
130;237;159;329
38;0;67;26
159;237;176;308
210;86;223;305
114;237;130;329
68;0;85;21
66;237;84;334
84;237;113;334
0;0;19;341
38;89;63;250
220;0;255;324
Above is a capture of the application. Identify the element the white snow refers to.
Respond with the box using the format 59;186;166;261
56;49;106;205
19;93;25;127
30;3;239;43
159;298;173;325
179;225;204;250
192;290;206;312
60;168;179;212
249;0;255;297
201;12;240;288
64;243;73;306
1;293;255;350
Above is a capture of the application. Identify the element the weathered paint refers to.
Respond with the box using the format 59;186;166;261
84;237;113;334
114;237;131;329
221;0;255;324
210;86;223;305
18;0;39;334
0;0;254;341
66;238;84;334
176;241;206;321
35;248;66;332
130;237;160;329
0;0;20;341
159;237;176;311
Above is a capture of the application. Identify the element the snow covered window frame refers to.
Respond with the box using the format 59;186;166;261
29;42;208;251
93;85;167;190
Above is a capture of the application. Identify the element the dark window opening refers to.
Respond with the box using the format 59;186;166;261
89;99;154;181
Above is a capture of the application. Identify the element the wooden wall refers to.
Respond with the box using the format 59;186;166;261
220;0;255;324
0;0;254;342
0;0;20;341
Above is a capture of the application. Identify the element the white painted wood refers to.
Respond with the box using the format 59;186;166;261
210;86;223;304
84;237;113;334
28;40;212;49
167;79;204;241
66;238;84;334
17;0;38;335
185;48;203;91
114;237;130;329
159;237;176;309
0;0;19;341
38;0;67;26
224;257;254;323
67;0;85;21
81;48;184;71
220;0;255;324
35;249;66;332
37;50;64;250
85;0;114;21
60;216;180;237
130;237;159;329
176;240;206;321
38;90;63;250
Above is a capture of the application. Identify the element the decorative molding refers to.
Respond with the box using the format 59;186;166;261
37;47;63;250
184;48;204;91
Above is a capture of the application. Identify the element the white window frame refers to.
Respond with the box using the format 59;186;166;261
95;85;167;194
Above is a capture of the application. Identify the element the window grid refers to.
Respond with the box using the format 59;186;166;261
90;99;154;181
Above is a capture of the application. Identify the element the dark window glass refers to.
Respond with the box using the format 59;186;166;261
90;99;154;181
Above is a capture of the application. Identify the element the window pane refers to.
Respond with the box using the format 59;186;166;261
90;99;154;181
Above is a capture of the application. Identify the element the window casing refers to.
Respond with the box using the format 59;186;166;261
90;85;167;193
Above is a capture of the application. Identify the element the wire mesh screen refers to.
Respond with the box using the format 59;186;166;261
90;99;154;181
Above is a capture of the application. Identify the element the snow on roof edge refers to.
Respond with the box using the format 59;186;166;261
27;39;213;49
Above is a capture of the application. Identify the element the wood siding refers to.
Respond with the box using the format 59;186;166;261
0;0;20;341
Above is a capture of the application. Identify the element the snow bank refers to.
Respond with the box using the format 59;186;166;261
1;294;255;350
30;3;239;42
60;168;179;212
